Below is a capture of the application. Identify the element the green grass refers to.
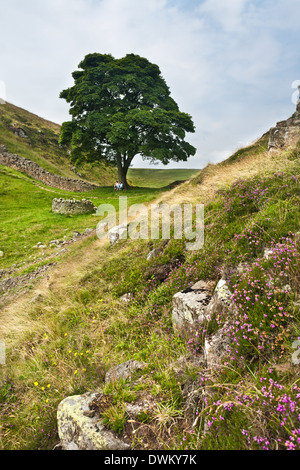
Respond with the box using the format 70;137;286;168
0;165;164;270
128;168;200;188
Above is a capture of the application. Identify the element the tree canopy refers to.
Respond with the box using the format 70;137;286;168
59;53;196;188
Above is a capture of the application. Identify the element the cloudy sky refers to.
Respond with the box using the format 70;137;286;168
1;0;300;169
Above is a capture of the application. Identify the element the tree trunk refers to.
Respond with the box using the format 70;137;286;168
117;165;130;189
116;152;134;189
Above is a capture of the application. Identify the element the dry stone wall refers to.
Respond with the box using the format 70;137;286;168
52;198;97;215
0;144;98;192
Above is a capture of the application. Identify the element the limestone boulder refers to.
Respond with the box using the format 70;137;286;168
172;279;235;337
172;280;215;335
204;324;232;369
57;392;130;450
205;279;234;318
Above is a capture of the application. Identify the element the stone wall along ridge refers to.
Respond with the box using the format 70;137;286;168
0;144;98;192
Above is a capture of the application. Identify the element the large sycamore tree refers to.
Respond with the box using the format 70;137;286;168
59;53;196;188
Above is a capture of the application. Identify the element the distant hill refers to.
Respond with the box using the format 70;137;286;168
127;168;199;188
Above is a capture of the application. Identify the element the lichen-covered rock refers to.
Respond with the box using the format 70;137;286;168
172;280;215;335
205;279;234;317
52;198;97;215
204;324;232;369
172;279;235;338
0;144;99;192
57;392;130;450
268;88;300;151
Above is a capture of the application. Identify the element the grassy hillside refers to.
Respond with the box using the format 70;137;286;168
0;102;117;185
191;131;270;185
0;126;299;450
0;98;299;451
128;168;199;188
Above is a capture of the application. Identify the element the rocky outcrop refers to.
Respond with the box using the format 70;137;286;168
268;87;300;151
52;198;97;215
0;144;98;192
172;280;215;336
172;279;235;368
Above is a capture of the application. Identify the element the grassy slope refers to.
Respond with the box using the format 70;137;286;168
0;102;117;184
0;119;300;450
127;168;199;188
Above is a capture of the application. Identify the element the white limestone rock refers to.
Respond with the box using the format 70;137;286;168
57;392;130;451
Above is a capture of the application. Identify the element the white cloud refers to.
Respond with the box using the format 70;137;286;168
198;0;250;33
0;0;300;168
